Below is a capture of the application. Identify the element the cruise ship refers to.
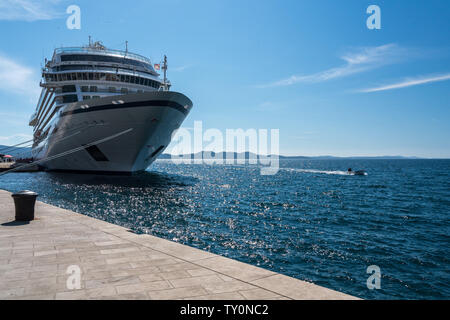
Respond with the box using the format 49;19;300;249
29;40;192;174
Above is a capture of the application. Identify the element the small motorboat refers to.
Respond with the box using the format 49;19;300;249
347;168;367;176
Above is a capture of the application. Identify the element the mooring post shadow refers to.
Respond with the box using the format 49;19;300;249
11;190;38;221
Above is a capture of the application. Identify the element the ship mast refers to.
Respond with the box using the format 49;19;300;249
162;55;168;91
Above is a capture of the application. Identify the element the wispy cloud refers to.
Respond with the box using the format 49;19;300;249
0;111;30;126
0;133;32;145
257;44;407;88
291;131;319;140
0;0;63;21
255;101;280;111
171;64;193;72
0;54;40;98
361;73;450;92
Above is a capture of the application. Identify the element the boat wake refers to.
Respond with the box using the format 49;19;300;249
282;168;367;176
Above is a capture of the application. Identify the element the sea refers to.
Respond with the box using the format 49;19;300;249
0;158;449;299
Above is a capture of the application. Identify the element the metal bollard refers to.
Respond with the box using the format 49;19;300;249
11;190;38;221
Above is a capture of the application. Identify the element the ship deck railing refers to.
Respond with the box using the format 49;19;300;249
54;47;152;65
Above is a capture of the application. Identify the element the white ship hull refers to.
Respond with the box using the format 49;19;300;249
32;91;192;174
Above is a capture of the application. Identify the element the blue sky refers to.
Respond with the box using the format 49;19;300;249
0;0;449;157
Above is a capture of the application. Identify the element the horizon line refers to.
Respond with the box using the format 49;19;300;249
160;152;448;159
2;145;448;159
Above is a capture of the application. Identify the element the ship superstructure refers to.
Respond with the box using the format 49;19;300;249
29;40;192;173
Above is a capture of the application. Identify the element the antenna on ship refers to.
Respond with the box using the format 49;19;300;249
125;41;128;53
162;55;168;91
88;35;92;46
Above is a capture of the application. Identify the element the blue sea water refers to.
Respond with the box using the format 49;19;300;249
0;159;449;299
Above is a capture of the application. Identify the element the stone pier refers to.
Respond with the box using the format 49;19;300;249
0;189;357;300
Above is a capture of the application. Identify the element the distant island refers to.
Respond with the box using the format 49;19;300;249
0;145;428;160
157;151;424;160
0;145;32;158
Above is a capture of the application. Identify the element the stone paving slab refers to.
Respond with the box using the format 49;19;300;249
0;189;358;300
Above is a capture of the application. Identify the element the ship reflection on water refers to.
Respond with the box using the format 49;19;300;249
46;170;198;189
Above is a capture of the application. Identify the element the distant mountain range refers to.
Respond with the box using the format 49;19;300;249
0;146;425;160
158;151;424;160
0;145;32;158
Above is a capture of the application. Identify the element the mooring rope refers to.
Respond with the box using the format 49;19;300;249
0;128;133;176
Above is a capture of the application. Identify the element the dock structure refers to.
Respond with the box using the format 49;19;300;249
0;163;40;173
0;163;13;171
0;189;357;300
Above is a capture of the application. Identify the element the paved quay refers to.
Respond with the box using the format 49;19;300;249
0;189;357;300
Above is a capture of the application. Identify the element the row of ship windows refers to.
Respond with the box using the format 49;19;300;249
82;96;101;100
44;72;161;88
56;85;148;94
56;94;99;103
57;95;104;102
52;64;156;77
56;90;149;103
60;54;152;70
